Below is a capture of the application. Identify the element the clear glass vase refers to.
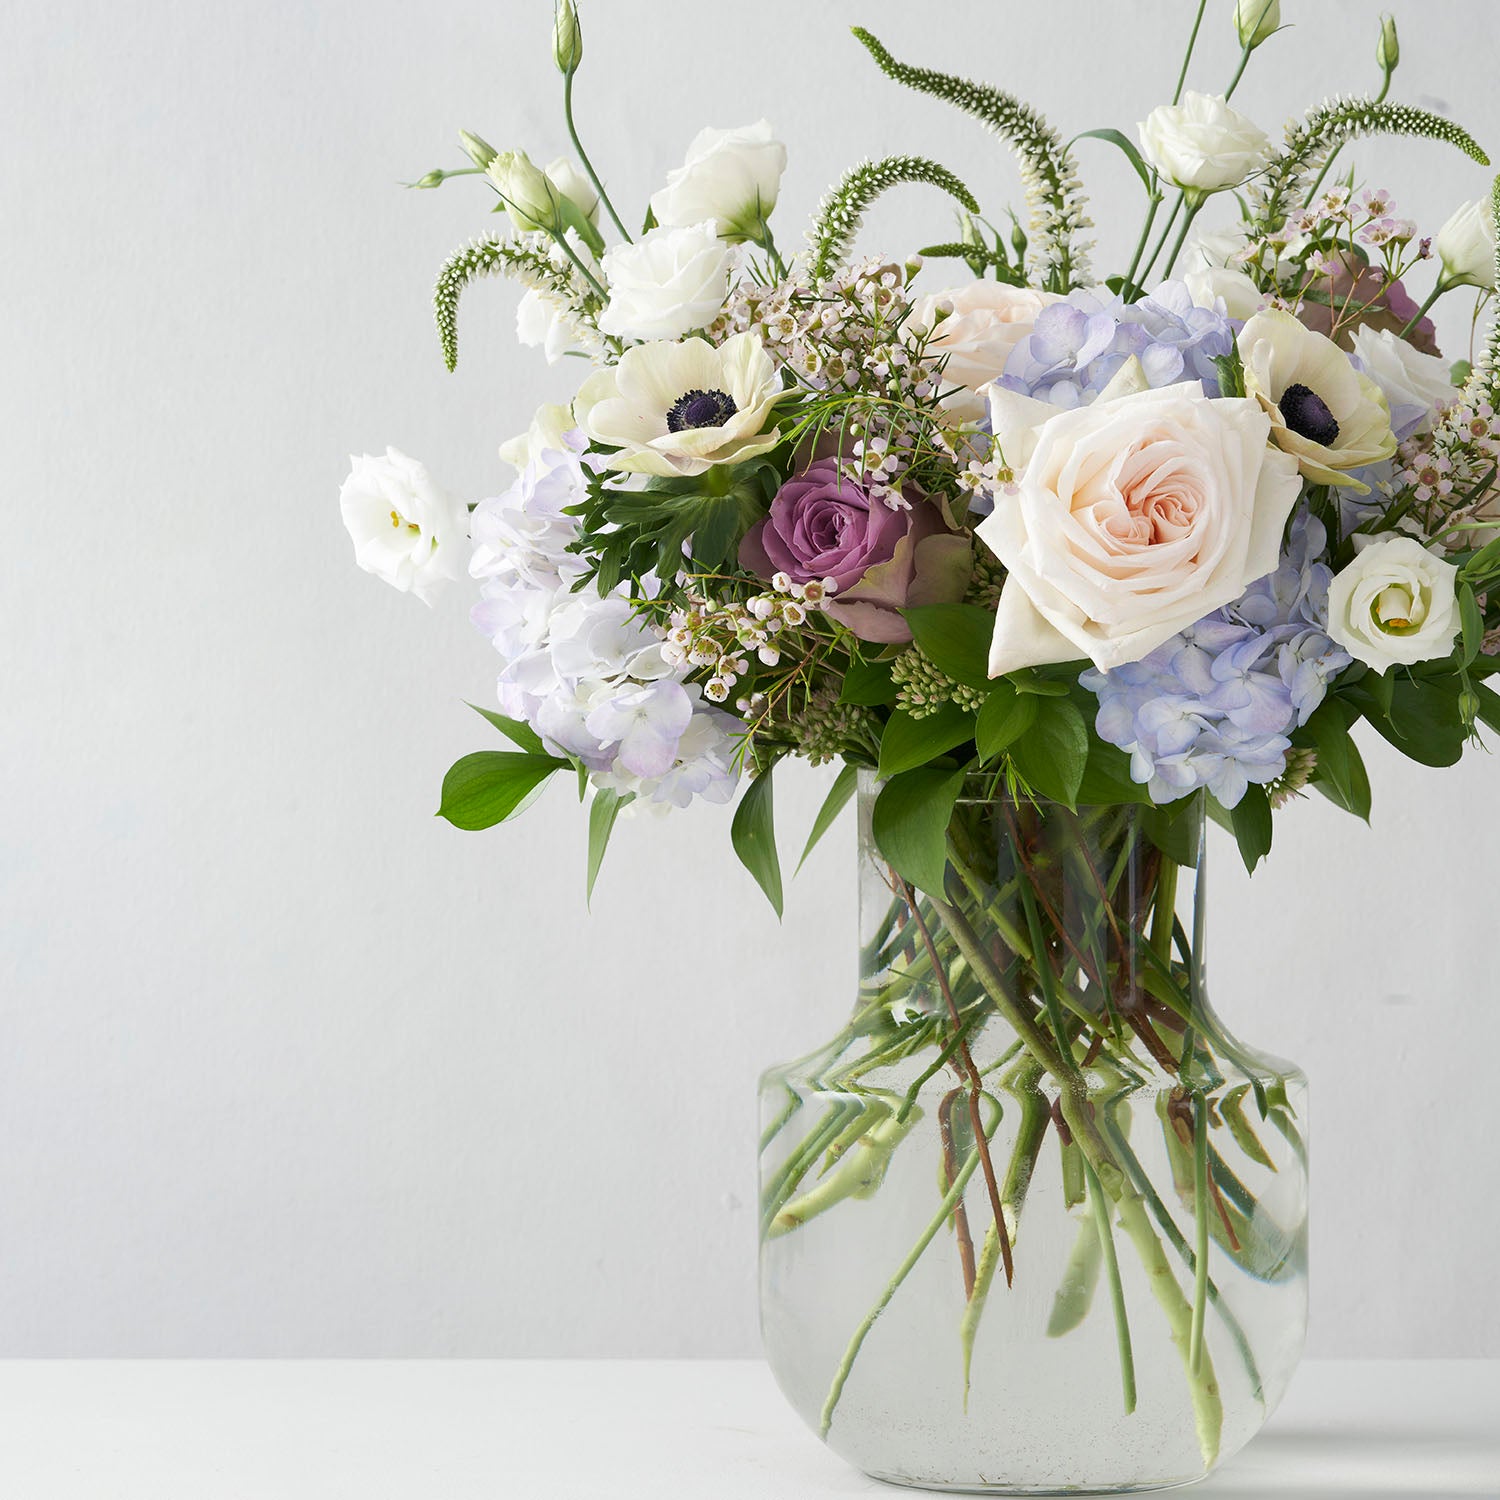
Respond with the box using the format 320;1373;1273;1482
759;775;1308;1494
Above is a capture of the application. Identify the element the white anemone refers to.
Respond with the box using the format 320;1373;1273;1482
575;332;786;478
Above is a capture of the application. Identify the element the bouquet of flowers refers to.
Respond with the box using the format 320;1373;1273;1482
340;1;1500;1488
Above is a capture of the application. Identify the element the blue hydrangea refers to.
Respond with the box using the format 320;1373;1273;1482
1080;511;1352;808
1000;280;1235;408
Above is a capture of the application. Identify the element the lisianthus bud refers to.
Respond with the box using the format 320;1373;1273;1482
552;0;582;75
487;149;565;234
1234;0;1280;50
458;130;497;170
1435;198;1498;290
1376;13;1400;75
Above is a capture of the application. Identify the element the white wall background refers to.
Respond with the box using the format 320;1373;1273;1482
3;0;1497;1359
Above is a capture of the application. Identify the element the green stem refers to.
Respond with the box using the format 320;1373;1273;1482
1085;1157;1138;1415
1137;196;1184;286
563;71;631;243
1161;199;1205;281
1190;1094;1212;1374
819;1096;999;1437
1399;281;1447;340
1172;0;1209;105
552;231;608;301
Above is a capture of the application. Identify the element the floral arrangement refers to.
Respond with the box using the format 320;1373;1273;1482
340;1;1500;1480
343;2;1499;895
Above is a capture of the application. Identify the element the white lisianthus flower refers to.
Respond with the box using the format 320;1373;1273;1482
1326;535;1459;671
1237;309;1396;490
598;221;733;341
1434;197;1497;290
648;120;787;242
545;155;599;227
498;402;576;470
1348;325;1455;441
1183;262;1265;320
516;287;582;364
574;331;786;477
340;447;469;605
1138;92;1270;197
911;281;1064;424
977;381;1302;674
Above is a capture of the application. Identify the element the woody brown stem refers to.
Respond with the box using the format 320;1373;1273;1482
938;1089;978;1299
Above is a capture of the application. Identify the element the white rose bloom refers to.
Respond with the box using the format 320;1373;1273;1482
1138;91;1270;196
575;331;786;477
1237;309;1396;490
1435;197;1497;290
911;281;1064;424
1326;535;1459;672
648;120;787;242
977;381;1302;674
544;156;599;226
597;221;733;341
1348;325;1455;441
340;447;468;605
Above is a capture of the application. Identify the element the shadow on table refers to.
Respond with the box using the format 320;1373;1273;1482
1203;1423;1500;1497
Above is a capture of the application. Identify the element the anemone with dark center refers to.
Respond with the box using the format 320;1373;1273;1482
1278;382;1340;446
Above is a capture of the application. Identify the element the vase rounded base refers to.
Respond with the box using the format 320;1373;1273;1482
862;1471;1207;1496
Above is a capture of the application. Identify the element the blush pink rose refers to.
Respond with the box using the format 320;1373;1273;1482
739;459;971;643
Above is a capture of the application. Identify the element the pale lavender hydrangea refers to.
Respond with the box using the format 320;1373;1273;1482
1000;280;1235;408
1081;511;1352;808
469;436;745;808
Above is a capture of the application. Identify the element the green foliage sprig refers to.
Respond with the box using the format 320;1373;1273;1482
807;156;979;281
851;28;1089;291
1247;97;1489;246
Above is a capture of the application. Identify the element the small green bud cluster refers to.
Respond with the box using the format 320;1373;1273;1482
890;645;984;720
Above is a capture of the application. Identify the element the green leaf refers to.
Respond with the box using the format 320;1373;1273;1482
1227;784;1274;874
1011;673;1071;697
467;702;548;756
839;656;898;706
1305;702;1371;822
1010;698;1088;806
1142;798;1204;868
1075;735;1153;808
797;764;859;874
871;767;968;897
1069;127;1154;195
877;704;976;779
901;604;995;690
586;788;632;904
1348;673;1466;767
437;751;567;831
975;685;1037;760
1474;679;1500;735
1460;583;1484;666
732;765;784;917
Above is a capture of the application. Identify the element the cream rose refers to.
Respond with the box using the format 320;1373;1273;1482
598;221;732;341
1327;536;1459;671
911;281;1063;424
648;121;787;242
1138;91;1270;197
977;381;1302;674
1238;309;1396;490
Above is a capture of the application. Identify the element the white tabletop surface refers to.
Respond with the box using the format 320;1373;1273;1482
0;1358;1494;1498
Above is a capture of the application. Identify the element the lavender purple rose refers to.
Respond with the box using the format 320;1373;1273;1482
739;458;971;642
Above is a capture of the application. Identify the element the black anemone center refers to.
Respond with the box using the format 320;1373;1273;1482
1278;382;1340;446
666;388;737;432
